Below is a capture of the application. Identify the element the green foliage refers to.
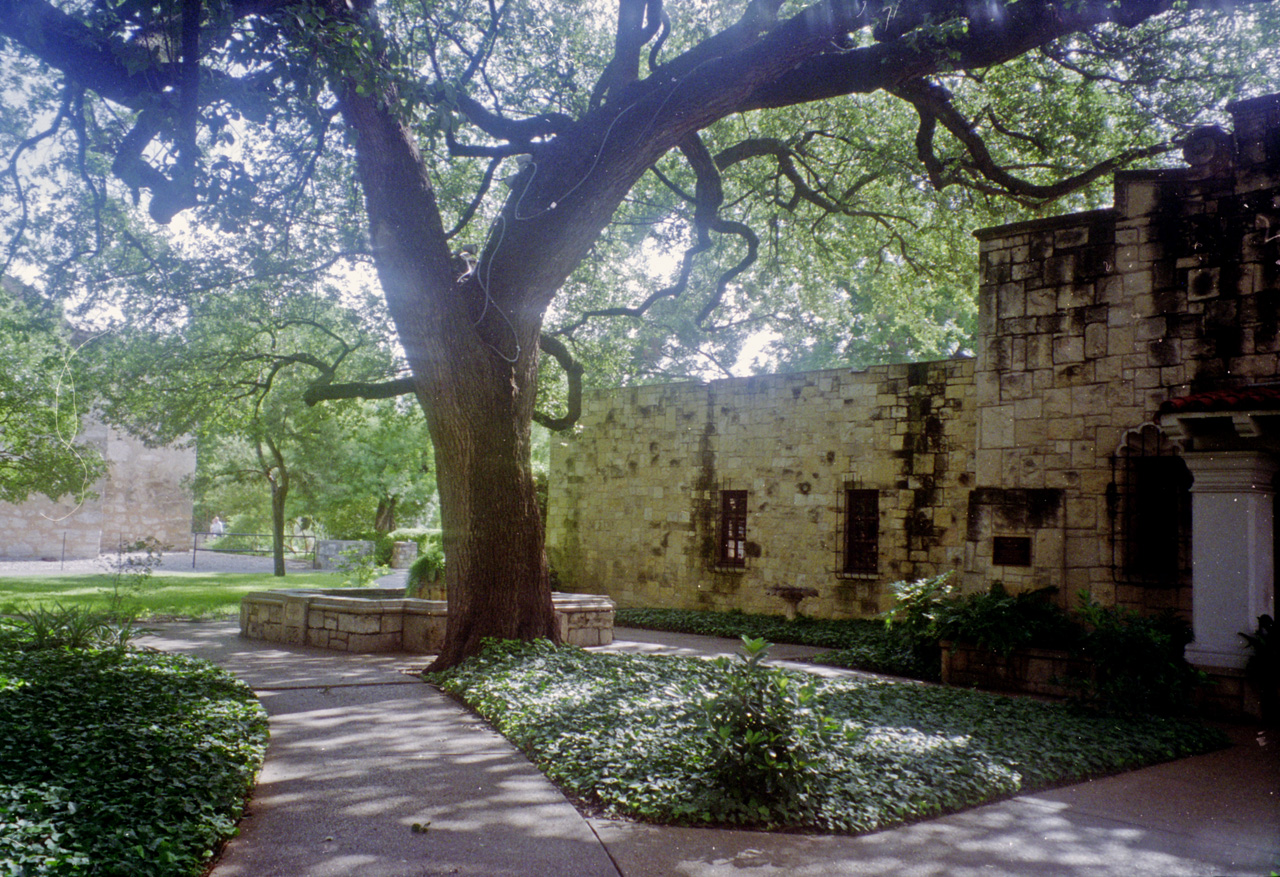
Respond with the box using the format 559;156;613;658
881;577;1203;715
406;535;445;595
696;637;854;825
614;607;936;679
0;643;268;876
1072;595;1203;716
0;284;105;504
336;545;389;588
1;604;141;652
882;571;957;650
100;538;165;620
430;640;1226;833
932;583;1078;656
624;579;1204;715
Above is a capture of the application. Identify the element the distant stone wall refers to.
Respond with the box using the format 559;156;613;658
0;419;194;561
549;361;976;618
315;539;375;570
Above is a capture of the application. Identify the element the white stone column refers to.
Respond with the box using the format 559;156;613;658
1183;452;1278;669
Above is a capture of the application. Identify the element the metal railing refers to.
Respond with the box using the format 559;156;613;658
191;532;317;568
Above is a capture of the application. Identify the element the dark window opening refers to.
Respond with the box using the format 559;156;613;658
719;490;748;567
992;535;1032;567
843;488;879;574
1111;426;1191;587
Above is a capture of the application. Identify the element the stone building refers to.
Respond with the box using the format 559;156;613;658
0;418;194;560
548;93;1280;675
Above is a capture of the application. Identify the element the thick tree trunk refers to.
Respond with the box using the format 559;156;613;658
428;372;557;670
331;66;559;669
374;495;397;533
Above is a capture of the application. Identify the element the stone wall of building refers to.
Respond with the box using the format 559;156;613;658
549;94;1280;623
549;361;976;617
0;419;194;560
969;94;1280;615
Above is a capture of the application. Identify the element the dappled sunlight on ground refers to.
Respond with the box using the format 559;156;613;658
140;620;1280;877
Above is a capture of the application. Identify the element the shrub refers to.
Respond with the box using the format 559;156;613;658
1;604;144;652
614;607;939;680
695;637;853;825
882;571;956;649
336;546;389;588
406;541;445;595
933;582;1078;656
0;645;267;876
1072;595;1203;715
387;527;439;554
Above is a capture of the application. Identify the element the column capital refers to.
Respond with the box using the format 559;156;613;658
1182;451;1280;493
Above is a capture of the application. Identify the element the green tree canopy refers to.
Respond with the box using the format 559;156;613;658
0;280;104;503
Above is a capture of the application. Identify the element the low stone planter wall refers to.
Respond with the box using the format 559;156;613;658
940;641;1091;698
240;588;616;653
940;641;1266;718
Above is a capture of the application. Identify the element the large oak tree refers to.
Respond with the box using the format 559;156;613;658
1;0;1275;667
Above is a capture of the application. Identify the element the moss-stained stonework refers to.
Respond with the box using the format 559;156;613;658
549;362;977;618
549;95;1280;622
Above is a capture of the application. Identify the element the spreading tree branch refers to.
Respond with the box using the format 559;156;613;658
532;334;584;431
894;77;1173;204
590;0;665;108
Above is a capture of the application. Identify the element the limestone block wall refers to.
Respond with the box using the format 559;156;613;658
0;419;194;560
968;94;1280;613
549;94;1280;622
548;361;976;618
98;425;195;553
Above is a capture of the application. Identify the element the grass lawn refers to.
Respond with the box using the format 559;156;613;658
432;638;1228;833
0;570;356;619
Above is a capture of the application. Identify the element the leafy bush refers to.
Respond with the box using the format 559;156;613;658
616;600;947;679
0;642;267;876
430;639;1226;833
614;607;936;679
406;541;446;595
1072;596;1203;715
696;637;853;824
882;571;956;650
621;575;1206;714
388;527;440;554
933;582;1078;656
336;546;389;588
0;604;144;652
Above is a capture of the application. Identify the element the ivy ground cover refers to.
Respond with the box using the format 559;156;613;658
0;647;268;876
432;639;1226;833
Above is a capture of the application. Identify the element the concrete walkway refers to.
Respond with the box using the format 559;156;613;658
141;622;1280;877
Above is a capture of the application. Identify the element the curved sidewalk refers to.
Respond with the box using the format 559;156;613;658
142;622;1280;877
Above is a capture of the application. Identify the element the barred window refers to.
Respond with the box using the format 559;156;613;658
719;490;748;568
843;488;879;574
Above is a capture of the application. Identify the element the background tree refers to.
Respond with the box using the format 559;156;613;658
0;279;105;503
87;268;408;573
1;0;1277;666
294;398;437;539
